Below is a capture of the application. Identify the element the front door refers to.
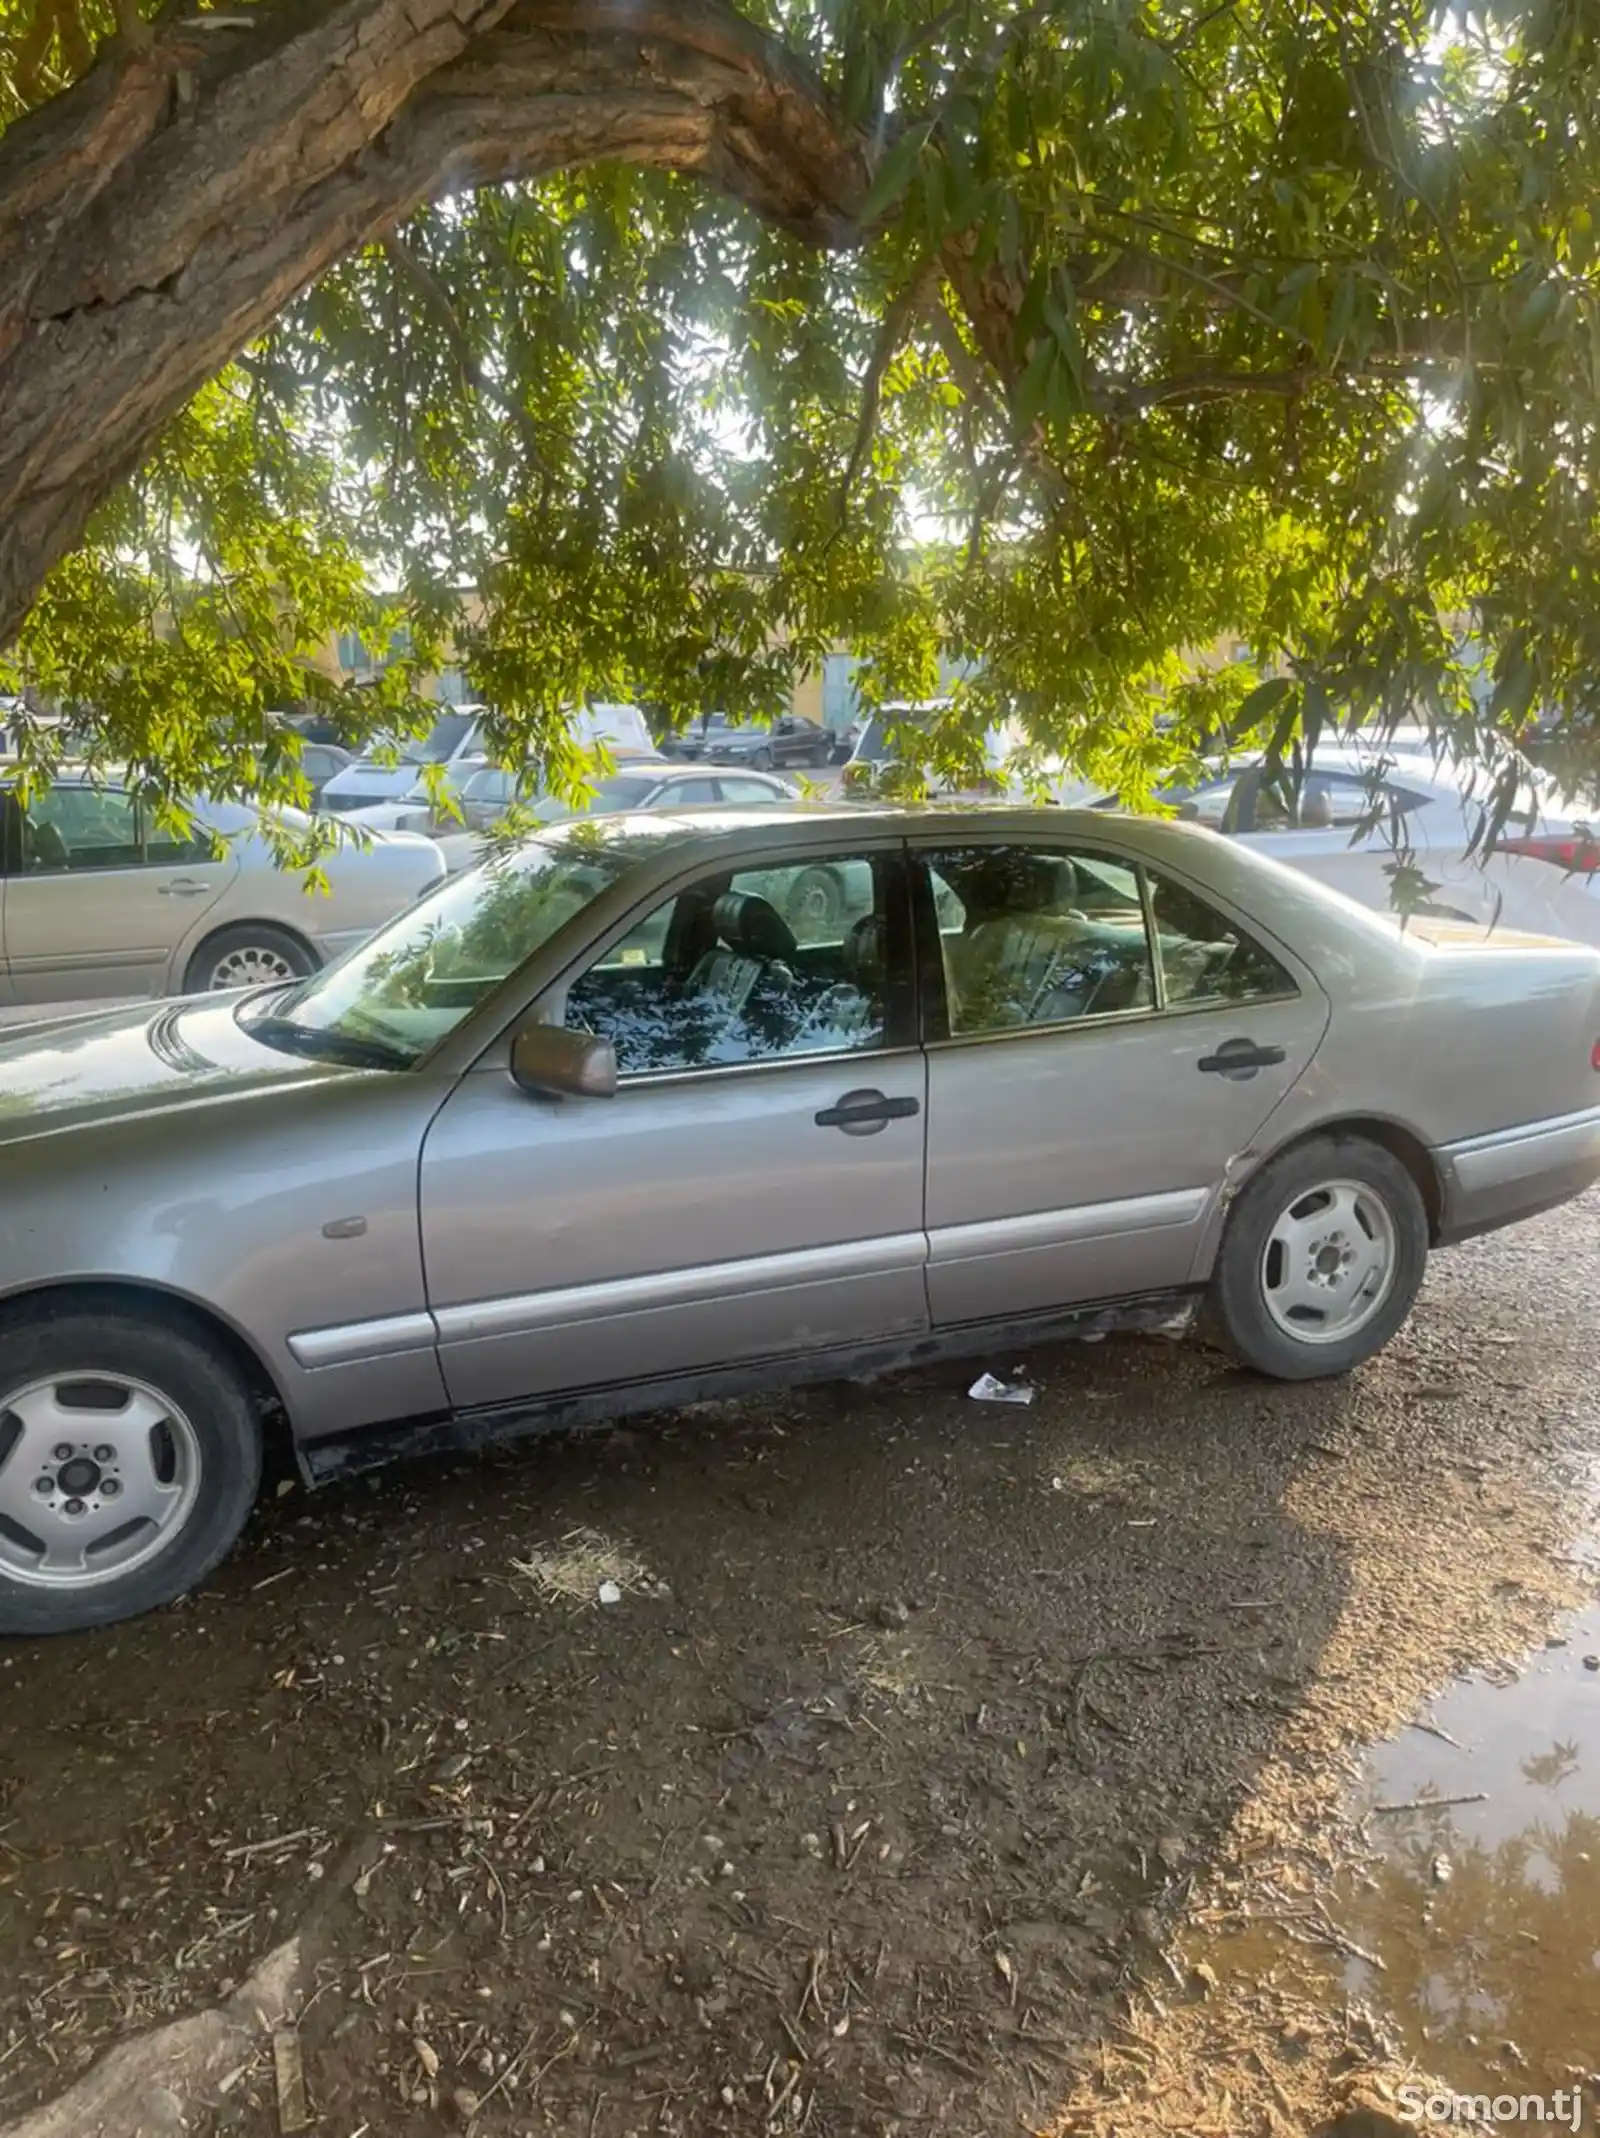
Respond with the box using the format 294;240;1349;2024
419;840;929;1411
912;836;1331;1324
1;784;237;1004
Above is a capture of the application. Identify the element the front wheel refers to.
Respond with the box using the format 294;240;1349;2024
0;1310;263;1635
186;923;316;994
1208;1136;1428;1379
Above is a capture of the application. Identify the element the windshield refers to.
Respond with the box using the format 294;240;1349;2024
401;711;479;766
243;827;675;1066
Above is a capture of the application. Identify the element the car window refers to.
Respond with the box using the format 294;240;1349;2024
401;711;480;766
1177;777;1238;828
463;767;516;807
662;778;720;805
1250;767;1420;833
1144;870;1298;1007
718;777;785;804
563;850;892;1076
252;826;684;1065
20;787;143;872
585;773;667;812
923;844;1155;1036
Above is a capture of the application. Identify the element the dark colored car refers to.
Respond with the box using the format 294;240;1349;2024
667;713;849;770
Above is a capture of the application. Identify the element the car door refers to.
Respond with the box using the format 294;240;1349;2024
418;837;929;1411
914;834;1330;1324
2;784;238;1004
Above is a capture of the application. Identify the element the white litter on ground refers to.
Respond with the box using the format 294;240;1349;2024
968;1372;1035;1405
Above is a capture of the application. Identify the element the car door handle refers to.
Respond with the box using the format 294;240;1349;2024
1197;1038;1287;1080
157;878;210;897
814;1088;921;1135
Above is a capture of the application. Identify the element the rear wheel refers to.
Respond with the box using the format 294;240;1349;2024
0;1309;262;1635
185;923;316;994
1208;1135;1428;1379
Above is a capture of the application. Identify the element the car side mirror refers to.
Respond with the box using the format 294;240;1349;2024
509;1020;618;1100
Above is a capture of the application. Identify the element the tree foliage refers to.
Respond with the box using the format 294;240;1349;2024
0;0;1598;816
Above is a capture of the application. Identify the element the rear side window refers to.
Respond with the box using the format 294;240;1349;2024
923;845;1155;1036
1145;870;1298;1007
920;842;1297;1034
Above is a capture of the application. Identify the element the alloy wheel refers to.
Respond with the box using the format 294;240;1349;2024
0;1373;202;1589
1259;1178;1399;1345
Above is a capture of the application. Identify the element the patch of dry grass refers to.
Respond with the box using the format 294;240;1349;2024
509;1527;655;1608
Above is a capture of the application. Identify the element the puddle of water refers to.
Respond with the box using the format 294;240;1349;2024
1198;1593;1600;2100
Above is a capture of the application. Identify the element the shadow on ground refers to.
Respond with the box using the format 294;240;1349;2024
1;1202;1594;2136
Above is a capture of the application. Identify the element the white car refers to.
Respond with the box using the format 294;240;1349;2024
418;761;799;874
1145;741;1600;946
318;702;660;816
0;776;445;1005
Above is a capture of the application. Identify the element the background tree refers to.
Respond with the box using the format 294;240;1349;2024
0;0;1597;817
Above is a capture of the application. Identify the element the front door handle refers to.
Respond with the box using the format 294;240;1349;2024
157;878;210;897
1198;1037;1287;1081
814;1088;921;1136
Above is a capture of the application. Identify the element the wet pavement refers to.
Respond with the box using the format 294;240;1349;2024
1337;1602;1600;2101
1200;1576;1600;2106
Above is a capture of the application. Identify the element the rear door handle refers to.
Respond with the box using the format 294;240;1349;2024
1198;1038;1287;1080
157;878;210;898
815;1088;921;1136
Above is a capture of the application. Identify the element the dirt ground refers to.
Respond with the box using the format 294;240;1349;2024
1;1196;1596;2138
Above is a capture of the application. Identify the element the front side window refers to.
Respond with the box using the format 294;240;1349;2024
243;825;684;1067
563;851;893;1077
925;844;1155;1036
718;777;786;805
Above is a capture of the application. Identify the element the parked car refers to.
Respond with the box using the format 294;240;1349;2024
0;775;444;1005
666;711;849;770
1149;741;1600;946
406;762;798;875
1;802;1597;1634
844;704;1097;804
317;703;660;815
297;742;353;807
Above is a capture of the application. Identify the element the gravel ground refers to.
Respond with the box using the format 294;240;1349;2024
0;1195;1595;2137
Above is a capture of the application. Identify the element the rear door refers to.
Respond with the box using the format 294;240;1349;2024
3;785;237;1004
914;833;1330;1323
419;836;929;1411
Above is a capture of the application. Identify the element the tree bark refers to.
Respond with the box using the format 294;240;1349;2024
0;0;873;646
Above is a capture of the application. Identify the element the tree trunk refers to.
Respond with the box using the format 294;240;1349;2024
0;0;872;645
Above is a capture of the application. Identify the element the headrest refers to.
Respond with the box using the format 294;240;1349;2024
713;891;799;963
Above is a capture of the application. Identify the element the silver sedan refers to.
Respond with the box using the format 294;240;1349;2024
1;802;1596;1634
0;775;445;1005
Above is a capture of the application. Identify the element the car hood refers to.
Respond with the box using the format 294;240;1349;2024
0;996;347;1147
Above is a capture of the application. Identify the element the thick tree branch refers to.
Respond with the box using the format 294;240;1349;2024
0;0;873;644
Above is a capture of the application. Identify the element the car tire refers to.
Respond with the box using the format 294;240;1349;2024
783;866;846;940
1207;1134;1429;1380
0;1307;263;1635
751;746;775;770
185;923;316;994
